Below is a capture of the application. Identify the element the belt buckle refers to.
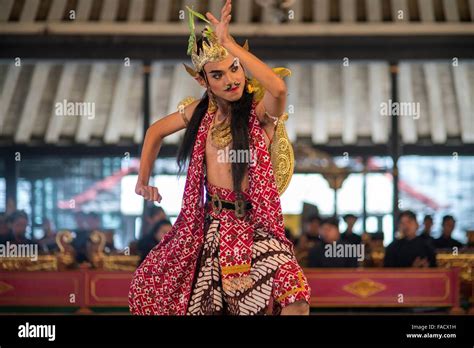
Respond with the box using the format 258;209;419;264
235;199;245;218
211;193;222;215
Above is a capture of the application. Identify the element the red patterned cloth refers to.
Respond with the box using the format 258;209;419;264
205;179;255;293
187;180;310;315
129;100;310;315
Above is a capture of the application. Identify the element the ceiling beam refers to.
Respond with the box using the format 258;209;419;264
1;34;474;61
101;0;119;21
368;63;390;143
288;0;303;24
47;0;68;21
0;63;21;134
164;65;200;144
398;63;417;143
15;64;51;143
2;21;474;35
45;64;77;143
313;0;329;22
418;0;435;22
366;0;382;22
154;0;172;22
76;0;93;21
150;62;163;126
209;0;224;17
342;64;357;144
410;62;429;138
438;64;460;138
340;0;356;22
20;0;40;22
391;0;409;23
75;63;106;143
470;0;474;22
423;63;447;143
0;0;15;21
104;65;135;143
452;63;474;143
128;0;146;22
442;0;460;22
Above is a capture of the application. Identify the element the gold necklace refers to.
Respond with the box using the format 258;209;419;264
210;113;232;149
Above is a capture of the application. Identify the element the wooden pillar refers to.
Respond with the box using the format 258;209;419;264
390;64;400;236
140;61;152;239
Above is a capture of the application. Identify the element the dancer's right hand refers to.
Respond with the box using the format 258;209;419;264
135;182;162;203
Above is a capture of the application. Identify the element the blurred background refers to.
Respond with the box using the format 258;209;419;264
0;0;473;315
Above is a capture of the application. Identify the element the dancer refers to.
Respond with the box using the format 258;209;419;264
129;0;310;315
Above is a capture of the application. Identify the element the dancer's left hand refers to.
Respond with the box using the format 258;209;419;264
206;0;232;46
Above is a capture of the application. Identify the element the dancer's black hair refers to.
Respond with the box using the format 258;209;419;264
177;37;253;195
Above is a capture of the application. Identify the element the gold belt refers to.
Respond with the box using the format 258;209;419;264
205;193;252;218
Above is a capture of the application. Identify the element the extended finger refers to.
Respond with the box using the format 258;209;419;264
222;1;232;18
206;12;219;25
225;14;231;24
152;187;159;202
225;0;232;11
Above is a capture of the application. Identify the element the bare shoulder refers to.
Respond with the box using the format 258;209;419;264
187;99;201;113
183;99;202;124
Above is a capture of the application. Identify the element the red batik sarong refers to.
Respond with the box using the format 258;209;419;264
186;179;309;315
129;100;310;315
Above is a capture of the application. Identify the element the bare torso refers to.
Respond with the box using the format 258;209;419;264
205;110;274;191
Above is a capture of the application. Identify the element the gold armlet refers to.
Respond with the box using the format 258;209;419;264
180;112;190;127
265;111;288;126
177;96;196;128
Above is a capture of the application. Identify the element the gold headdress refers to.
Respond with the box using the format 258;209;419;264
180;7;295;196
183;7;229;76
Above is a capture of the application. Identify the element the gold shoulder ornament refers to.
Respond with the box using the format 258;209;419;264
248;67;294;196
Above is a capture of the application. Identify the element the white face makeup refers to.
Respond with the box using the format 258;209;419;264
202;55;245;102
232;57;240;69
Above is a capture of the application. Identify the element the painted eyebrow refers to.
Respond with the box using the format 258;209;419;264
208;61;238;74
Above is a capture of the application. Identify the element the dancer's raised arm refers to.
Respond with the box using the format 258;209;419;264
206;0;287;123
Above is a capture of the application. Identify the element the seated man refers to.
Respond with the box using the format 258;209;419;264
295;214;322;267
7;211;37;245
384;210;436;268
434;215;463;250
0;212;10;244
340;213;361;245
418;214;435;247
308;217;360;268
